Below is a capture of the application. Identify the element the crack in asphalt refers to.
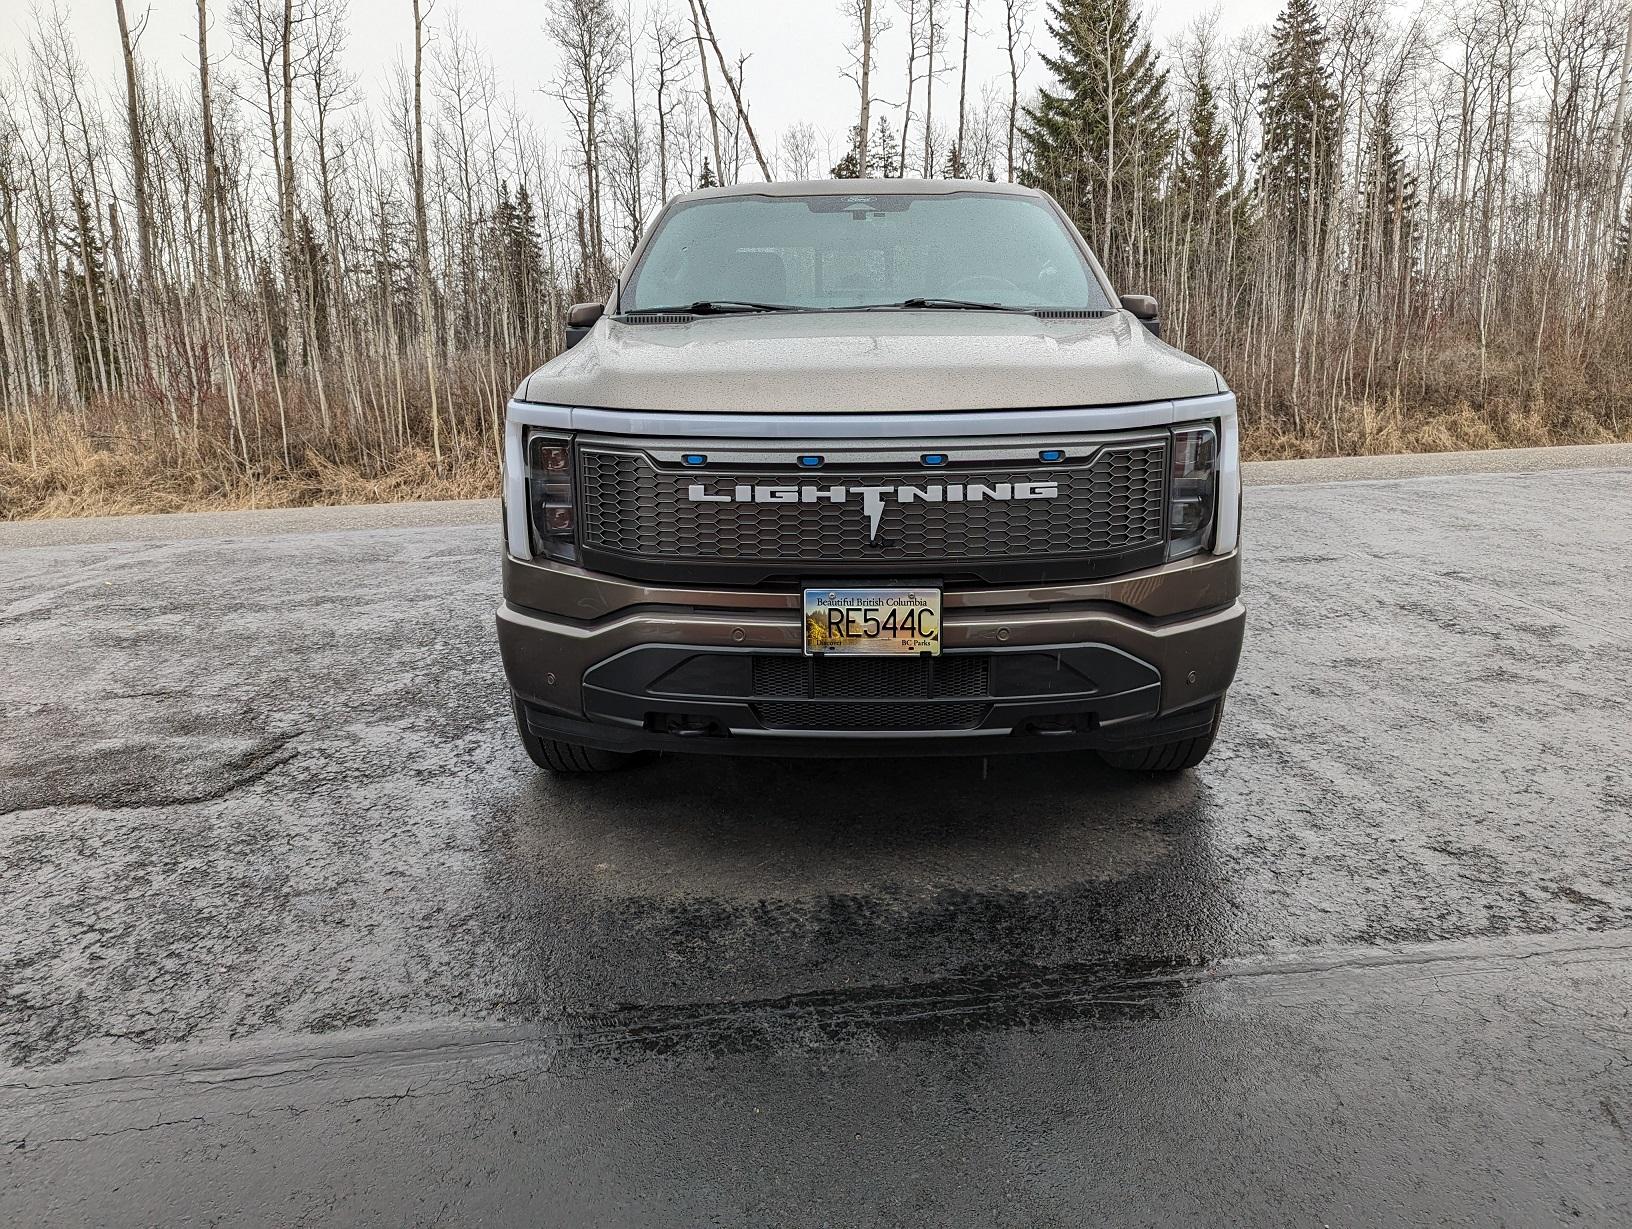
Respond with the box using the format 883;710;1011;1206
6;932;1631;1179
0;733;304;819
10;1116;210;1151
7;931;1629;1092
0;545;182;622
564;959;1191;1056
554;933;1632;1058
1604;1099;1630;1145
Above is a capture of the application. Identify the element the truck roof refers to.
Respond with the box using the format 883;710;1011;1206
668;178;1044;206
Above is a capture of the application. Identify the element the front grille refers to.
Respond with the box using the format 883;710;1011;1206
577;441;1168;570
753;654;989;700
750;654;991;732
756;700;988;731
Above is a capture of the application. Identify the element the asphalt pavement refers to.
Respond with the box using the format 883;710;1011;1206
2;448;1631;1225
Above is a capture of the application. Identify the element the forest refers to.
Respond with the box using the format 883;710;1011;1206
1;0;1630;518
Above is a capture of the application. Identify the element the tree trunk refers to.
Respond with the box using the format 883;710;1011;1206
685;0;726;183
196;0;223;284
411;0;441;464
901;0;919;179
112;0;155;286
1601;7;1632;289
1004;0;1021;181
955;0;972;171
858;0;874;172
695;0;772;180
923;0;937;176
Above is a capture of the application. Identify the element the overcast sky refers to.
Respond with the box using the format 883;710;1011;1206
26;0;1281;167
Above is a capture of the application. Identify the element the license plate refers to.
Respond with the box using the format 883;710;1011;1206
803;587;942;656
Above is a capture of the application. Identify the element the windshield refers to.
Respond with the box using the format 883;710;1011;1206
620;191;1112;314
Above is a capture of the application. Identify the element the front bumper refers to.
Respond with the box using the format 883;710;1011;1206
496;550;1244;757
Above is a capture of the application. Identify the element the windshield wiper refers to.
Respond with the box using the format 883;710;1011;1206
621;300;797;316
892;297;1027;311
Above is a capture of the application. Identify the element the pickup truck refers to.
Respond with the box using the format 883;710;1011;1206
497;180;1243;774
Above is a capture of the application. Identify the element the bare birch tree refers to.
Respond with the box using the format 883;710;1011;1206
3;0;1632;521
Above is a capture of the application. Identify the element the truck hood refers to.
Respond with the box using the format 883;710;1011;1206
515;310;1222;413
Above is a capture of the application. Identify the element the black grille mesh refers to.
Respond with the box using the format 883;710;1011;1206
756;700;988;731
752;654;988;700
750;655;991;732
578;442;1167;565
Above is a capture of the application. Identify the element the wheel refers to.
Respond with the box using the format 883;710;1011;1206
1097;702;1224;774
511;693;642;774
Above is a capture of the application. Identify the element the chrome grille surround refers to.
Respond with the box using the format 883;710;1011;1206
576;433;1169;571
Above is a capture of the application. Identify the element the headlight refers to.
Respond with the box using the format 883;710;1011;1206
1167;423;1218;560
526;431;577;562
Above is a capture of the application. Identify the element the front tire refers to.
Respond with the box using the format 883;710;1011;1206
1097;702;1224;773
511;694;642;774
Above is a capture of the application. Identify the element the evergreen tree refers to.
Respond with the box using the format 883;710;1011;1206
873;116;900;178
941;142;967;178
62;187;113;389
1177;62;1229;225
512;184;548;344
1358;98;1419;277
698;159;718;188
294;211;330;355
830;124;867;177
254;256;288;372
488;182;549;347
1258;0;1338;253
489;183;518;337
361;195;416;335
493;182;518;247
1019;0;1174;261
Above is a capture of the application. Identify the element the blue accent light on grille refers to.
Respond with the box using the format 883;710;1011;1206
683;454;707;466
1039;449;1065;463
797;455;823;468
922;453;947;466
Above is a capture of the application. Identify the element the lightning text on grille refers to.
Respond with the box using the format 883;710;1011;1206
685;480;1061;540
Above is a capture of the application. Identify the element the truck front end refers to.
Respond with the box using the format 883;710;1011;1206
497;181;1244;773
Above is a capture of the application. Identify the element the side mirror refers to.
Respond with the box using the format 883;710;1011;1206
564;301;605;350
1120;294;1161;339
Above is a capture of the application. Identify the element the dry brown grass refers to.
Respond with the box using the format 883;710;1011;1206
4;394;1630;522
0;422;496;521
1241;397;1632;460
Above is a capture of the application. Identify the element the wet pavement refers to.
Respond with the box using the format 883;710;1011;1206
2;460;1631;1225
